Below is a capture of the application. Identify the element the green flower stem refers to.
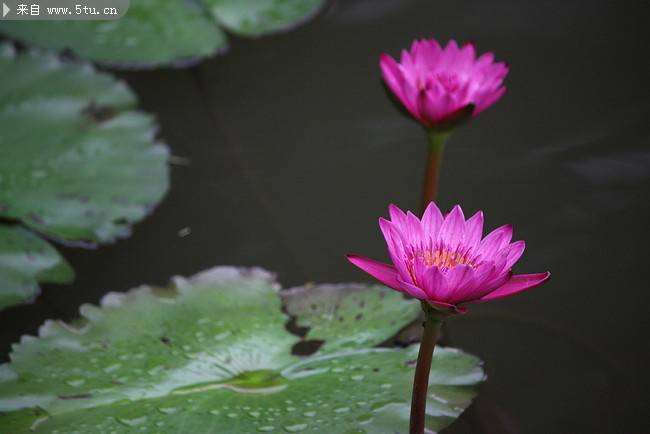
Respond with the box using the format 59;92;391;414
409;303;447;434
421;130;451;211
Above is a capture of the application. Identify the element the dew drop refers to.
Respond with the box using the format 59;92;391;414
257;426;275;432
157;407;178;415
213;331;232;341
284;423;308;432
356;413;374;424
116;416;147;427
65;379;85;387
103;363;122;373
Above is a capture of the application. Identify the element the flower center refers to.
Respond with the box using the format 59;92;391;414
405;244;479;285
435;73;460;93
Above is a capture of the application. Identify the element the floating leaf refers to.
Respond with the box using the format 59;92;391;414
207;0;325;36
0;45;169;309
0;0;325;68
0;224;73;311
0;267;484;433
0;45;169;244
282;283;421;353
0;0;226;68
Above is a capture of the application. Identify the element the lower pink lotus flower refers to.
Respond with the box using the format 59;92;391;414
347;203;549;313
380;38;508;128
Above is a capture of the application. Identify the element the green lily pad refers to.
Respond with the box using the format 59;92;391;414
0;45;168;309
0;0;325;68
0;267;484;433
207;0;324;36
0;45;169;245
0;224;73;311
282;283;421;353
0;0;226;68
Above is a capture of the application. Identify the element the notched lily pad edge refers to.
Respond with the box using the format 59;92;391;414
6;266;424;360
69;45;231;71
0;0;329;69
280;281;426;352
0;223;74;312
215;0;330;38
1;266;486;434
0;43;171;248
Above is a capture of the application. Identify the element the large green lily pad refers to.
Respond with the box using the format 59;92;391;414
0;45;169;309
0;0;325;68
0;267;484;433
0;45;169;244
0;225;73;311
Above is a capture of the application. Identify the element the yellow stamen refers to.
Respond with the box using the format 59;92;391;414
406;244;479;285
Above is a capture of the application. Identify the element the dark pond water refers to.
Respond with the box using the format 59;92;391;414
2;0;649;432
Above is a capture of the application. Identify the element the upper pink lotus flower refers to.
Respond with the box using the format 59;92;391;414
380;39;508;128
347;203;549;313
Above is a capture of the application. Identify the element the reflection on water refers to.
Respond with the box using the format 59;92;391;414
1;0;648;432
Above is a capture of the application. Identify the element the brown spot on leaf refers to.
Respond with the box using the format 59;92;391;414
58;393;92;400
82;101;117;122
292;339;325;356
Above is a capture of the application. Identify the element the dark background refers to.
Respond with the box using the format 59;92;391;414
2;0;649;432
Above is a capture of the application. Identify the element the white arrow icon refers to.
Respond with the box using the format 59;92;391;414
2;3;9;18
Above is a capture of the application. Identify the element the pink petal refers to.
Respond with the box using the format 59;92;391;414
477;224;512;260
490;247;510;276
416;38;442;70
399;277;466;314
429;299;466;313
478;272;551;302
379;218;401;253
481;270;513;294
473;261;497;285
378;219;403;268
396;277;429;300
380;53;420;118
474;86;507;115
379;53;402;93
416;88;438;125
454;261;496;302
421;201;444;239
346;255;402;290
439;205;466;249
420;266;448;300
464;211;484;251
441;265;476;303
442;39;460;67
378;217;394;244
504;240;526;270
475;52;495;70
388;203;407;227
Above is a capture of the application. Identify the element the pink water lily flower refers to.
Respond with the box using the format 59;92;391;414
347;203;549;313
380;38;508;128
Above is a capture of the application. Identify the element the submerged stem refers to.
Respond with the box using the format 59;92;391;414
409;303;446;434
421;130;450;211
